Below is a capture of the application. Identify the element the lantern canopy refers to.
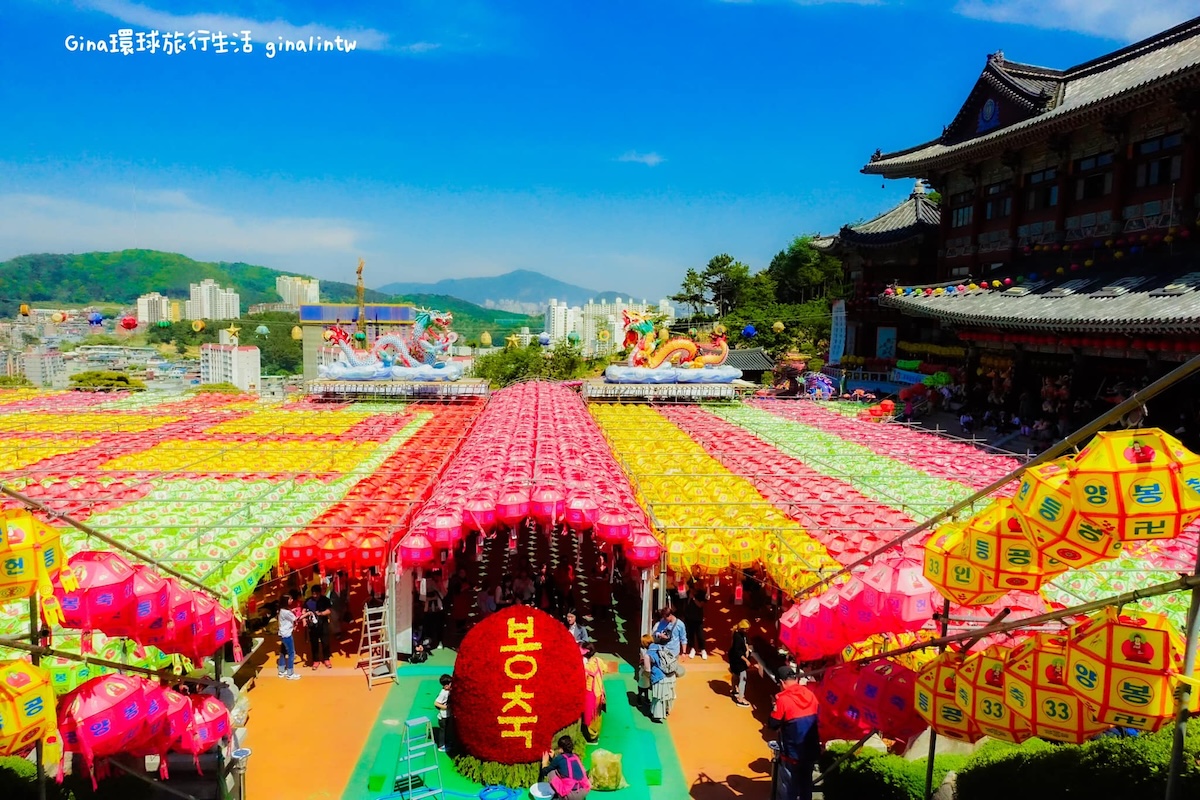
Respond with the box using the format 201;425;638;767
1069;429;1200;541
965;498;1067;592
955;644;1035;743
1064;607;1200;731
915;651;984;742
923;523;1006;607
1003;632;1108;743
1013;457;1123;567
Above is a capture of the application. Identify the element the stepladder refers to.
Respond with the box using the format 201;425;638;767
394;716;444;799
358;602;395;689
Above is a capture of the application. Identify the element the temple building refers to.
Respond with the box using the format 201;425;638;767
855;16;1200;422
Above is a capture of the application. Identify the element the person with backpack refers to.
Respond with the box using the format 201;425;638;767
641;633;676;722
540;735;591;799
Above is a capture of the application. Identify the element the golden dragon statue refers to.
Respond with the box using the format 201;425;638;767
622;309;729;368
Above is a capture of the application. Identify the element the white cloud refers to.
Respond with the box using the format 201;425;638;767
0;190;365;266
617;151;665;167
77;0;404;52
954;0;1197;42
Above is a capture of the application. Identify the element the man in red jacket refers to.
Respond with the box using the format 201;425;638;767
769;666;820;800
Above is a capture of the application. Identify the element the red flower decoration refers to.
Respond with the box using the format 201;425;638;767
450;606;585;765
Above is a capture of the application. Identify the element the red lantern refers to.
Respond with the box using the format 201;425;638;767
595;510;632;544
495;487;531;528
854;660;925;742
399;533;435;568
564;492;600;532
354;534;387;573
129;565;170;649
816;666;873;743
530;486;565;526
59;674;147;785
625;531;662;568
463;492;498;534
56;552;137;646
426;509;463;548
279;532;319;570
190;592;219;661
177;694;231;768
119;316;138;331
318;534;352;571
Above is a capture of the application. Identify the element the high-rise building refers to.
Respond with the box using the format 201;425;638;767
276;276;320;308
567;297;676;356
544;299;580;343
22;349;65;388
184;279;240;320
135;292;171;324
200;343;261;392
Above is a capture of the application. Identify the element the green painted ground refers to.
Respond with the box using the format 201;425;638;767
341;650;686;800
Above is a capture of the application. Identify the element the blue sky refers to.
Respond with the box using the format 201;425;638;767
1;1;1196;300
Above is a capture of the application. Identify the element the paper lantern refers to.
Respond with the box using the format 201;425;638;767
955;645;1034;743
915;651;984;742
530;486;565;527
816;666;873;742
862;557;937;629
58;551;137;645
772;321;785;333
563;492;599;532
129;565;170;649
728;537;761;569
479;331;493;347
354;534;387;573
495;487;531;528
126;682;170;758
778;604;802;654
19;304;29;316
665;538;698;572
45;648;108;696
279;531;320;570
0;510;75;624
317;534;352;571
1070;429;1200;541
119;316;138;330
694;541;729;575
1064;608;1200;731
162;579;196;656
1004;632;1108;743
426;509;464;548
1013;457;1123;567
191;320;206;332
834;578;881;642
0;660;58;758
853;660;925;741
291;326;303;340
59;674;148;779
626;531;663;569
594;510;632;544
178;693;231;764
923;523;1005;606
463;492;498;534
190;592;219;661
964;498;1067;591
399;533;435;568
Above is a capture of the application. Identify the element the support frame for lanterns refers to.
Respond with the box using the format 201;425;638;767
306;378;491;400
581;379;742;402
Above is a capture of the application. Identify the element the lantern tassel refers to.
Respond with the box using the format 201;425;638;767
231;617;244;663
59;565;79;593
41;730;62;775
81;630;93;655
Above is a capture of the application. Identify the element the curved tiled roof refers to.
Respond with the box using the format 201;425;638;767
725;348;776;371
864;16;1200;177
878;266;1200;333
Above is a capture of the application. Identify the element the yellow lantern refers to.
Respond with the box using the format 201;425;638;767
0;660;60;763
1070;429;1200;541
772;321;785;333
18;304;30;316
964;498;1067;591
1004;632;1108;743
694;541;729;575
728;537;761;569
914;651;984;742
1013;457;1123;567
191;320;206;332
1064;607;1200;731
923;523;1005;606
955;645;1035;743
290;326;303;341
50;312;65;324
0;510;76;625
665;538;698;572
480;331;493;347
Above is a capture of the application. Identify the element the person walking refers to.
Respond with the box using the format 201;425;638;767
769;666;821;800
276;595;301;680
728;619;755;706
683;578;708;659
565;611;589;646
305;584;334;668
581;643;606;743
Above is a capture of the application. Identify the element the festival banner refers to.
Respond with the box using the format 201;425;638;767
828;300;847;365
876;326;897;359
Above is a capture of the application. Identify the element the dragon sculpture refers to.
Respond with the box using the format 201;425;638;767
319;309;464;380
622;309;729;369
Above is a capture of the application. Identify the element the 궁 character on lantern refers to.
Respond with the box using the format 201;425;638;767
1069;429;1200;541
0;660;59;765
1012;457;1123;568
915;651;984;743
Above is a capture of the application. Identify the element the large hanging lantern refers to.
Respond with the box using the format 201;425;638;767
954;644;1035;743
0;510;76;624
161;579;196;656
129;565;171;649
862;557;937;631
177;693;231;767
190;593;219;662
665;538;698;572
530;486;565;527
923;523;1005;606
399;533;435;568
279;532;320;570
594;510;632;544
1070;429;1200;541
59;674;148;782
57;551;137;647
0;660;59;759
354;534;388;574
1013;457;1123;567
317;534;352;572
728;536;761;569
1004;632;1108;743
914;651;984;742
853;660;925;742
563;492;599;532
815;666;873;743
964;499;1067;592
694;541;730;575
1064;607;1200;731
626;531;663;569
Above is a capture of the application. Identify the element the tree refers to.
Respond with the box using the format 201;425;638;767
68;371;146;392
0;375;31;387
766;236;845;304
702;254;751;317
739;271;778;309
670;268;709;319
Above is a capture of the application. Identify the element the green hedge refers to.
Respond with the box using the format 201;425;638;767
0;756;160;800
818;728;1200;800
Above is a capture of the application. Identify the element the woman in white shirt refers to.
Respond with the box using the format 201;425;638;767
277;596;301;680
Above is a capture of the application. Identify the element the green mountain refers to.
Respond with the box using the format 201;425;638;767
0;250;544;343
0;250;389;314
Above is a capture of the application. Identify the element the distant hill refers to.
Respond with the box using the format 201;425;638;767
0;250;390;315
386;293;543;341
378;269;629;315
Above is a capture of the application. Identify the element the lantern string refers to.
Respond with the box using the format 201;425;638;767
794;353;1200;598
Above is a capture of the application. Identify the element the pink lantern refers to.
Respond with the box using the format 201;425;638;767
59;674;147;785
161;579;196;656
139;687;191;778
212;602;235;658
625;531;663;569
177;694;231;770
835;578;879;641
816;666;872;743
564;492;600;531
530;486;566;526
426;509;463;548
815;588;848;653
463;494;498;534
791;597;827;660
495;487;531;528
279;532;319;569
126;682;170;759
399;533;435;568
595;510;632;544
862;557;936;631
130;565;170;649
853;660;925;742
779;604;802;653
190;593;218;661
56;551;137;647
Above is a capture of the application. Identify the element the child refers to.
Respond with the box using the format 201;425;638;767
434;674;453;753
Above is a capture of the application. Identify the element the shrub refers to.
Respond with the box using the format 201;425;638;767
818;744;966;800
